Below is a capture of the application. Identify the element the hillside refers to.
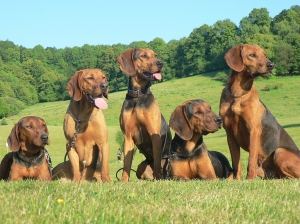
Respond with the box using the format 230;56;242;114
0;73;299;177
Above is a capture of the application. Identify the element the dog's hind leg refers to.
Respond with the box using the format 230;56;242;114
274;148;300;178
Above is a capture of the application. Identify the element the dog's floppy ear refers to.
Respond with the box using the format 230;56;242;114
169;104;193;141
7;123;20;152
224;45;244;72
117;48;137;76
67;70;83;101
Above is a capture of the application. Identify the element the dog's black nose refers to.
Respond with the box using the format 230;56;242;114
100;83;108;90
156;60;163;69
41;134;48;142
214;116;223;124
267;61;275;70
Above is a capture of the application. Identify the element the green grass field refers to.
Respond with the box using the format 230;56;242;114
0;72;300;223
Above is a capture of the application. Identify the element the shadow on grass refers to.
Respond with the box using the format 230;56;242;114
282;123;300;129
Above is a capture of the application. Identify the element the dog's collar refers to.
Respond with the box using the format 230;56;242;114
13;148;52;176
169;137;204;159
16;149;44;163
126;87;151;98
67;106;100;125
126;77;152;98
225;87;248;98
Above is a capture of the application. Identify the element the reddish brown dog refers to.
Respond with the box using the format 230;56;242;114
117;48;172;181
169;99;233;180
219;44;300;179
52;69;111;182
0;116;52;181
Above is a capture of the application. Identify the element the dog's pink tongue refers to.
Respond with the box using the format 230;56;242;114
153;73;162;80
94;98;108;109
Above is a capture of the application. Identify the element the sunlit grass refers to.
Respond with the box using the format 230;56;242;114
0;74;300;223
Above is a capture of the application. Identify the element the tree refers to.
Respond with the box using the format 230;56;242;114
97;46;127;91
148;38;172;81
32;45;45;61
240;8;271;42
129;41;149;49
208;20;239;71
0;98;9;118
0;80;16;98
273;42;295;75
1;47;20;63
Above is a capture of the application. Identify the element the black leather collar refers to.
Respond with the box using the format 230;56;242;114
126;77;152;99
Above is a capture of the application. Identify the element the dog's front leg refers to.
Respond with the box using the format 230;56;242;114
36;163;51;181
121;135;135;182
246;130;261;179
68;147;81;181
151;134;162;180
98;141;111;182
226;131;242;180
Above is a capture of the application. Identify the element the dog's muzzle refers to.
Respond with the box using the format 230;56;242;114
41;134;49;145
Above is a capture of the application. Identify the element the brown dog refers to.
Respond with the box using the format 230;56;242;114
0;116;52;181
52;69;111;182
219;44;300;179
117;48;172;181
168;99;233;180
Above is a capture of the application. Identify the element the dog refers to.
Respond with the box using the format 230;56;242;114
52;69;111;182
168;99;233;180
219;44;300;179
0;116;52;181
117;48;172;181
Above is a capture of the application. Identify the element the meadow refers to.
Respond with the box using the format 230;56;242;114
0;72;300;223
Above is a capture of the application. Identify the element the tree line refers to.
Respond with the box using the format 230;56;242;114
0;6;299;118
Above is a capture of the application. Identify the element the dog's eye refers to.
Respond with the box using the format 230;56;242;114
195;111;203;114
27;125;33;129
141;54;147;58
249;54;256;57
87;77;94;80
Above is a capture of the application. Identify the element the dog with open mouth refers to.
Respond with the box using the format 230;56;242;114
117;48;172;181
52;69;111;182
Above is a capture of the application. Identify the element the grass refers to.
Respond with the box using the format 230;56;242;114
0;73;300;223
0;180;300;223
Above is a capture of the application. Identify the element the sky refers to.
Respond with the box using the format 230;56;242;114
0;0;299;49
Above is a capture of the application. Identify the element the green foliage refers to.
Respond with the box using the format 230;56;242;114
0;117;8;125
214;71;228;83
115;130;124;150
0;5;299;110
261;82;283;91
274;43;295;75
0;97;25;117
0;98;9;118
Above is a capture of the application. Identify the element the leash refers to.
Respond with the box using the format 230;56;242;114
64;103;100;162
115;168;137;181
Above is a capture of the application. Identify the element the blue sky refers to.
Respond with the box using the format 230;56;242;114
0;0;298;49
